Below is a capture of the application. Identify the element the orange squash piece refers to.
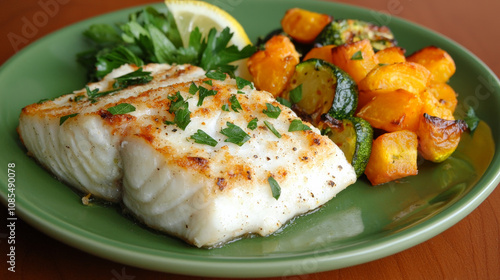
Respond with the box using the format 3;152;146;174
374;46;406;65
406;46;456;83
330;39;379;84
356;89;422;132
281;8;332;44
358;62;431;94
420;89;455;120
425;82;458;112
247;35;300;97
364;130;419;186
303;45;336;63
417;113;467;162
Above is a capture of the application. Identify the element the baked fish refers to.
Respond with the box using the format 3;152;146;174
18;63;356;247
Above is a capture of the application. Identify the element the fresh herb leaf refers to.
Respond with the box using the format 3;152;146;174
288;119;312;132
107;103;136;115
351;50;363;60
168;91;187;113
268;176;281;200
197;86;217;106
94;46;144;79
113;67;153;88
190;129;218;147
59;113;79;125
220;122;250;146
164;120;175;125
203;80;213;86
276;97;292;108
173;106;191;130
221;104;230;111
206;70;227;81
229;94;242;112
247;118;258;130
82;24;122;46
465;106;480;135
236;77;254;90
290;84;303;104
237;90;245;94
263;103;281;119
73;95;85;102
264;120;281;138
189;82;199;95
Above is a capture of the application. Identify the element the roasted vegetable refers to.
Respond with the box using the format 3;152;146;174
282;58;358;124
417;113;467;162
303;44;336;62
321;115;373;177
356;89;422;132
247;35;300;97
407;46;456;83
374;46;406;65
315;19;397;51
330;39;379;83
364;130;419;185
420;89;455;120
281;8;332;44
425;82;458;112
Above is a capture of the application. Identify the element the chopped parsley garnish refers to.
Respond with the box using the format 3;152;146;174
190;129;218;147
112;67;153;88
197;86;218;106
351;50;364;60
189;82;199;95
264;120;281;138
59;113;79;125
206;70;227;81
268;176;281;200
220;122;250;146
288;119;312;132
289;84;303;104
236;77;254;90
229;95;242;112
203;80;213;86
73;95;86;102
221;104;230;111
78;7;256;81
247;118;258;130
167;91;191;130
263;103;281;119
464;106;480;135
168;91;187;113
107;103;136;115
276;97;292;108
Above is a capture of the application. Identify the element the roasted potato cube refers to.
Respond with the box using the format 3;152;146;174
281;8;332;44
358;62;431;94
406;46;456;83
417;113;467;162
356;89;422;132
374;46;406;65
247;35;300;97
420;89;455;120
330;39;379;83
364;130;419;186
425;82;458;112
303;45;336;63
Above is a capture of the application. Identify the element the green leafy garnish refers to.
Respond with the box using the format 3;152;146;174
220;122;251;146
288;119;312;132
59;113;79;125
236;77;254;90
464;106;480;135
78;7;256;81
268;176;281;200
229;94;242;112
351;50;364;60
167;92;191;130
263;103;281;119
247;118;258;130
197;86;218;106
289;84;303;104
113;67;153;88
206;70;227;81
221;104;230;111
189;82;199;95
107;103;136;115
264;120;281;138
276;97;292;108
168;91;187;113
190;129;218;147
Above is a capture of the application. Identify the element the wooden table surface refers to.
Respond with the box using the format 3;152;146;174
1;0;499;279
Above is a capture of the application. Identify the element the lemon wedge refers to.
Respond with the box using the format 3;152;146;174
164;0;253;78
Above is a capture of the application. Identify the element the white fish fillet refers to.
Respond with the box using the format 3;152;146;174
18;63;357;247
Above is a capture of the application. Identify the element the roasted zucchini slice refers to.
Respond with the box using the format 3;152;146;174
282;58;358;125
320;114;373;177
315;19;397;51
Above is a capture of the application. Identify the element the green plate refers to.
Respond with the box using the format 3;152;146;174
1;0;499;278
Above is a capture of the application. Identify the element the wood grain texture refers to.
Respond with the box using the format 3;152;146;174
1;0;499;279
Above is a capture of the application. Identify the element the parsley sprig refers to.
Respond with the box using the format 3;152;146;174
78;6;256;81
